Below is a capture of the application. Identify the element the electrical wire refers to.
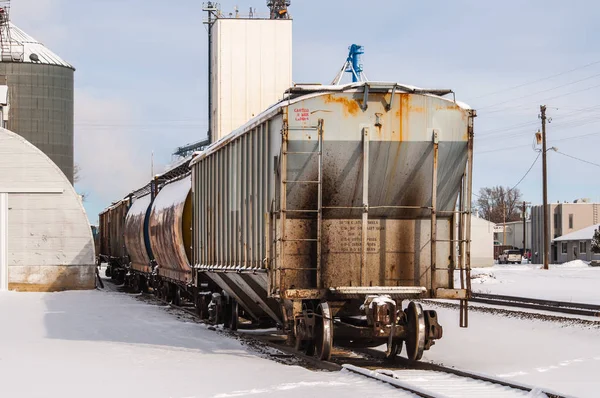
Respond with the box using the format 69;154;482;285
478;71;600;110
466;59;600;101
509;152;541;191
554;150;600;168
484;81;600;115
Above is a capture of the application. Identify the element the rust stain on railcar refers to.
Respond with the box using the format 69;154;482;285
323;94;360;117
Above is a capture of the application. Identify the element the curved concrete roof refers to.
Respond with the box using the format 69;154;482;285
0;127;94;291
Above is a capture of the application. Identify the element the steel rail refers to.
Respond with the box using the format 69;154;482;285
106;278;568;398
471;293;600;317
352;347;570;398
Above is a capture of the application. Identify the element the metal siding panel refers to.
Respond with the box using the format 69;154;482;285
216;150;221;266
210;154;215;264
250;128;256;266
201;160;206;265
258;124;264;266
241;134;247;267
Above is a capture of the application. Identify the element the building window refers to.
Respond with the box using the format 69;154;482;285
562;242;567;254
569;214;573;229
554;214;559;229
580;241;587;254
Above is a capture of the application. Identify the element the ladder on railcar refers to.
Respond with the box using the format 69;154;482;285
276;119;324;293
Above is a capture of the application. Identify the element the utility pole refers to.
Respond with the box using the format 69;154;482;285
541;105;549;270
203;2;219;144
503;201;506;246
522;201;526;249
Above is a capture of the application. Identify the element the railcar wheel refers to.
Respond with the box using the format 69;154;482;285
405;301;426;361
196;295;209;319
295;337;315;356
229;299;239;331
314;302;333;361
131;275;140;293
173;285;181;306
161;281;170;302
140;276;149;293
384;340;403;360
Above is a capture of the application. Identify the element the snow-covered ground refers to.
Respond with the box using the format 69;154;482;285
1;262;598;397
467;260;600;304
413;260;600;398
420;303;600;398
0;290;405;398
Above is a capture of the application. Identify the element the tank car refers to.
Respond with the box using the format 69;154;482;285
189;81;475;361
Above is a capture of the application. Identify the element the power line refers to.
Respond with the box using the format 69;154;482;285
554;150;600;168
477;104;600;138
510;152;541;191
484;82;600;115
478;71;600;110
466;59;600;101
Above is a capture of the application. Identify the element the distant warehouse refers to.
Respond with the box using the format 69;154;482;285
0;127;95;291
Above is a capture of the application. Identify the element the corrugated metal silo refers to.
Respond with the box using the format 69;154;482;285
0;22;75;183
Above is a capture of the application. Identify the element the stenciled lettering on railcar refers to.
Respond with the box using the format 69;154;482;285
328;220;384;253
293;108;310;122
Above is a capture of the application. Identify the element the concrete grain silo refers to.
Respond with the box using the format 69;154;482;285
0;14;75;182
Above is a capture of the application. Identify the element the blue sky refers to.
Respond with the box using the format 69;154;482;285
12;0;600;223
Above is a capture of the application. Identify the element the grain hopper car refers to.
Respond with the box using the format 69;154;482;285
189;81;475;361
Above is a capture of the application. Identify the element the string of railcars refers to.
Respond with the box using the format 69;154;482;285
97;81;476;361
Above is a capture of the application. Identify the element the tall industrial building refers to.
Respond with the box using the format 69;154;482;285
206;3;292;142
0;3;75;183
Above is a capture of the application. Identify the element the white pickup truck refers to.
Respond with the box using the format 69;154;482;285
498;249;522;264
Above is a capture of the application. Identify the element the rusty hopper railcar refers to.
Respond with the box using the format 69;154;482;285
121;158;216;310
190;81;475;361
98;198;131;282
148;175;194;295
123;191;154;292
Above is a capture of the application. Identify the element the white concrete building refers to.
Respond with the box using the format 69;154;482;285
0;127;95;291
471;215;495;267
493;219;532;251
210;16;292;142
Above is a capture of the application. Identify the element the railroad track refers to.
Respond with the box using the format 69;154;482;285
107;282;570;398
470;292;600;318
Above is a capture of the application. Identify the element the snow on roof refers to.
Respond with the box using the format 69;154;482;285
553;223;600;242
3;23;73;69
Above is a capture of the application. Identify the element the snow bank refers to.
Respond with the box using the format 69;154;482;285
464;263;600;304
553;259;589;268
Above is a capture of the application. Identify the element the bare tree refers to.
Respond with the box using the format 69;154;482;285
73;163;87;202
475;186;523;224
74;163;81;184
